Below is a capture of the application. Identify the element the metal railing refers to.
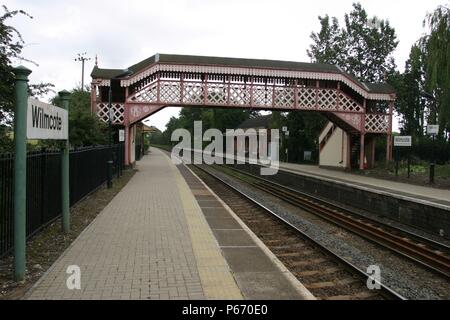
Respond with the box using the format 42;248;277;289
0;144;125;257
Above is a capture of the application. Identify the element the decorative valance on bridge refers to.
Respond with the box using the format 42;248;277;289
90;53;395;134
92;54;395;101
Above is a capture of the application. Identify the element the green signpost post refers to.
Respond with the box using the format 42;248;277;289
13;66;32;281
13;66;71;281
59;90;71;233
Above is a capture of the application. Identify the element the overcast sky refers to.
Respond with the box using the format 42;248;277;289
4;0;446;131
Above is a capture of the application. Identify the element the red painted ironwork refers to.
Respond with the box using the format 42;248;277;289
91;61;395;140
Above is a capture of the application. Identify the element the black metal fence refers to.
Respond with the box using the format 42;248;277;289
0;144;125;257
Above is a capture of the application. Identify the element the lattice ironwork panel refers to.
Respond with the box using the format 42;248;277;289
274;87;295;108
96;103;125;124
230;84;250;106
339;93;363;112
318;89;338;110
183;83;204;104
334;112;363;131
160;81;181;103
207;83;227;105
298;88;317;109
132;83;157;103
365;114;389;133
253;85;273;107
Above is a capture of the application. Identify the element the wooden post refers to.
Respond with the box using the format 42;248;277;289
359;133;365;170
346;134;352;169
386;134;392;164
387;102;394;164
371;137;376;168
125;125;130;166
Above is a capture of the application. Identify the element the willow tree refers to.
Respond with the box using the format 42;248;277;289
420;5;450;138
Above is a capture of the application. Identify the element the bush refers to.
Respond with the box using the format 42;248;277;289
411;137;450;164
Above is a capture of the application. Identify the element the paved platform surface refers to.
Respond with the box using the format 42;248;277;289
279;162;450;209
26;149;242;300
25;148;311;300
177;164;313;300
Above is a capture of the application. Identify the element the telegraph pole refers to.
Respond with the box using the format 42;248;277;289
74;53;91;91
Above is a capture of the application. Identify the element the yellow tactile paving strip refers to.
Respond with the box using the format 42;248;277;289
164;154;244;300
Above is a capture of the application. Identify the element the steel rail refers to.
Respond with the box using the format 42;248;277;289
219;164;450;279
191;163;406;300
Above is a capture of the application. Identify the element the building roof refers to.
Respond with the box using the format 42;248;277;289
142;124;159;133
363;82;395;94
237;115;272;129
90;67;131;79
91;53;395;95
91;54;340;78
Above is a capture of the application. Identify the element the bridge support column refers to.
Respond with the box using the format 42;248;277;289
370;137;376;169
125;125;130;166
359;134;365;170
386;101;394;165
386;134;392;165
346;134;352;169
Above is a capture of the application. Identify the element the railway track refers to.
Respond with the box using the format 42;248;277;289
216;164;450;279
189;164;405;300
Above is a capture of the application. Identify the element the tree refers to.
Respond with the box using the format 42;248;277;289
0;5;54;152
306;2;399;163
420;5;450;138
0;5;31;126
159;107;257;147
50;88;108;147
308;2;398;83
390;45;427;137
307;15;343;65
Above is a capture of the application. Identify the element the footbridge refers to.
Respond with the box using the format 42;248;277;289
90;54;395;168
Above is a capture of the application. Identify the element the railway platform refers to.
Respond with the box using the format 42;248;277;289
24;148;312;300
275;162;450;240
279;162;450;209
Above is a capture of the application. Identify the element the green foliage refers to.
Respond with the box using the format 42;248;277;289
269;111;325;163
308;2;398;83
308;2;450;163
306;2;399;162
0;5;32;126
0;5;54;152
391;5;449;142
307;15;342;65
44;88;109;148
410;137;450;164
421;5;450;137
148;130;165;146
389;45;427;138
158;107;256;146
143;133;151;152
0;125;13;152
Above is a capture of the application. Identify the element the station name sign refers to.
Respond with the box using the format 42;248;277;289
27;98;68;140
393;136;412;147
